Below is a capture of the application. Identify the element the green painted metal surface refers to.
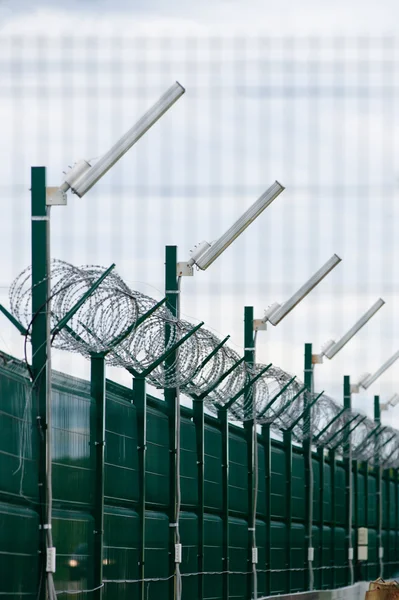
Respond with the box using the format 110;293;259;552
31;166;49;600
192;400;205;600
1;357;399;599
164;245;179;600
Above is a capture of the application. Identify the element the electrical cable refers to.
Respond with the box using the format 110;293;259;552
175;275;182;600
45;207;57;600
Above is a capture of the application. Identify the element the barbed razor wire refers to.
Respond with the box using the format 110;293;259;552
4;259;397;465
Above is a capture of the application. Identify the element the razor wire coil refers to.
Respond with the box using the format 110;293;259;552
8;259;399;466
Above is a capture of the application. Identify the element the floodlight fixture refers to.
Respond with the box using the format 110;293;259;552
179;181;285;275
260;254;342;327
357;349;399;390
54;81;185;200
321;298;385;360
381;393;399;411
389;393;399;407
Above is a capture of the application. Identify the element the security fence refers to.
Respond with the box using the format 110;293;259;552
0;348;398;600
1;33;398;600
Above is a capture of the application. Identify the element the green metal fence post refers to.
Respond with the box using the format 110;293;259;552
165;246;179;600
396;469;399;573
353;458;359;581
364;461;369;581
329;448;336;588
284;429;292;594
385;469;390;578
343;375;353;586
262;424;271;597
91;353;106;600
193;399;204;600
374;396;383;578
303;343;314;590
31;166;49;600
374;396;381;424
219;408;230;600
133;375;147;600
0;303;28;335
244;306;256;599
318;446;325;589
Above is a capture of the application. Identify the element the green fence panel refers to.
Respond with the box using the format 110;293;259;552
368;474;378;528
0;501;39;598
0;368;38;501
390;531;399;580
204;424;222;512
321;461;331;524
229;433;248;515
368;527;378;580
389;479;396;529
270;521;287;595
322;526;332;589
290;523;305;592
312;525;320;590
381;530;389;579
145;511;169;600
229;517;248;600
146;406;169;508
383;477;389;529
179;511;198;600
312;457;320;523
52;509;95;593
180;417;198;509
256;519;267;597
204;514;223;600
357;470;366;527
392;532;399;575
333;526;346;588
256;442;266;518
271;446;286;520
335;464;345;526
105;391;138;506
52;388;93;507
103;506;140;600
292;452;305;520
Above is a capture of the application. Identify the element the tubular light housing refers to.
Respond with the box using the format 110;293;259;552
389;393;399;407
267;254;342;326
361;349;399;389
193;181;285;270
323;298;385;359
63;81;185;198
381;394;399;410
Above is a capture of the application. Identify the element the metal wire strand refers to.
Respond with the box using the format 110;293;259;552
7;259;396;460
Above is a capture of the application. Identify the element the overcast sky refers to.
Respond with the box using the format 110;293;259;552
1;1;399;36
0;1;398;425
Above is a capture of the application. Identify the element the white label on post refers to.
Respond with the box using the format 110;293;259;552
348;548;354;560
308;547;314;562
379;547;384;559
